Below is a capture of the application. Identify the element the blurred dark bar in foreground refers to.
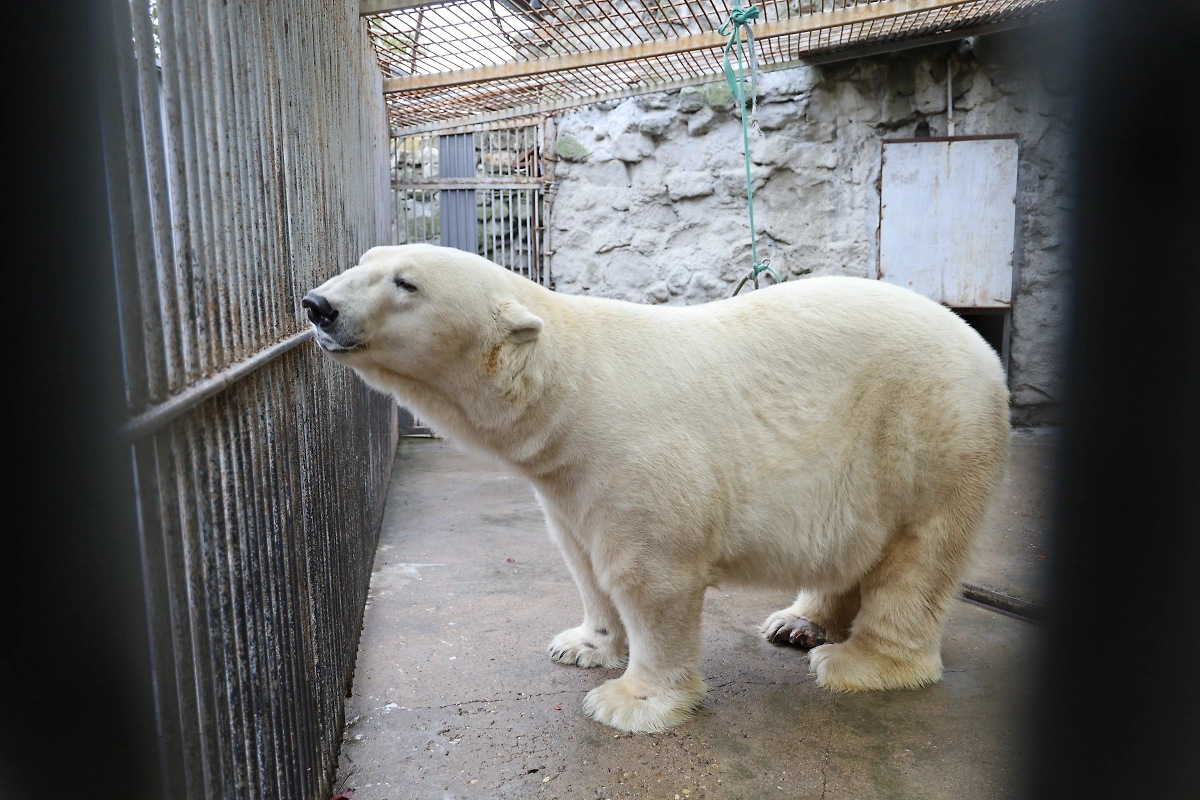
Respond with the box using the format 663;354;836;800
5;2;159;798
1028;1;1200;798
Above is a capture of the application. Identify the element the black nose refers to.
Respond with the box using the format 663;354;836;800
302;293;338;328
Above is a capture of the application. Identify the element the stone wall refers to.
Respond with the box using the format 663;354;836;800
546;28;1072;423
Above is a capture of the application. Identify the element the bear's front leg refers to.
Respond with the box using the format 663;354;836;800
582;579;707;733
546;515;628;668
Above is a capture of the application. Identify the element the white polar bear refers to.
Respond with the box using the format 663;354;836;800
304;244;1009;733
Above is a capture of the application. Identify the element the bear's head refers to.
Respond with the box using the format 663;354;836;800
302;244;544;393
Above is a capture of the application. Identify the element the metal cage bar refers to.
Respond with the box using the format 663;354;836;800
107;1;396;797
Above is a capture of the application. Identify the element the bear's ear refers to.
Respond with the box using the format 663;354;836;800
497;300;543;344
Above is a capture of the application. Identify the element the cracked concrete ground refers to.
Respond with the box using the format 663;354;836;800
335;434;1049;799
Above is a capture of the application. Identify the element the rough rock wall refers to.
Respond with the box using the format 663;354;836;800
547;30;1072;422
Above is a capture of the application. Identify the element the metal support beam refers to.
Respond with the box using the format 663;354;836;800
383;0;976;94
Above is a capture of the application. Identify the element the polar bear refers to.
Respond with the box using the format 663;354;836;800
304;244;1009;733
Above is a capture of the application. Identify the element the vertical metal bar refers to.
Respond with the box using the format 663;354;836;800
243;4;279;348
225;3;266;358
186;0;219;377
130;0;184;397
103;0;151;415
115;2;395;796
506;187;514;270
523;189;531;279
155;426;206;800
216;0;247;360
264;0;297;343
514;187;523;277
259;363;303;799
239;371;281;799
130;435;185;800
228;375;272;799
192;408;240;798
535;185;544;284
159;0;200;384
187;0;224;376
120;4;171;408
176;411;226;797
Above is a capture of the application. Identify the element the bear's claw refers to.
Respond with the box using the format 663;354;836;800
761;614;828;649
548;626;628;668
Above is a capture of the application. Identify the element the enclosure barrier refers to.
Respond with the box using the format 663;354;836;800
365;0;1067;132
102;1;395;797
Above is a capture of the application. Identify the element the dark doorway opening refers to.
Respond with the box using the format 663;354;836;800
951;307;1011;377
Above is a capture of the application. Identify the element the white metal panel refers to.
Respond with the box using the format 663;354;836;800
879;137;1019;307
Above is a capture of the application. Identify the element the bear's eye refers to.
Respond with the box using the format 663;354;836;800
393;277;418;293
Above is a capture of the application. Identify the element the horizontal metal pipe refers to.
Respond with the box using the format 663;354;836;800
119;329;314;443
959;581;1046;623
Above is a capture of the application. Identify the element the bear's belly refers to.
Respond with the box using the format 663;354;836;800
710;511;894;592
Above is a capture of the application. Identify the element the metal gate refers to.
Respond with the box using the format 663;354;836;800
390;123;551;286
103;1;395;798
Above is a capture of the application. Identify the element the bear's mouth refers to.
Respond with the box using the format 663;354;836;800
314;330;364;354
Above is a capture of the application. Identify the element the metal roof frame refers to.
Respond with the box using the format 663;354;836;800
363;0;1069;135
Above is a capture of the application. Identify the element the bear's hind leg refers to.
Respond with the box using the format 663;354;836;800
546;516;628;668
809;512;976;692
761;587;861;649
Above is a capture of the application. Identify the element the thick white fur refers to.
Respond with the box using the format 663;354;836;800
308;244;1010;733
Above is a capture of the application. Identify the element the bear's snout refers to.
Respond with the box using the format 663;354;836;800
302;293;338;329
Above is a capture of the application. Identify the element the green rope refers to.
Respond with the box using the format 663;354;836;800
719;1;780;296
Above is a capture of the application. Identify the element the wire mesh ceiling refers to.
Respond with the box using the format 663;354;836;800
365;0;1066;132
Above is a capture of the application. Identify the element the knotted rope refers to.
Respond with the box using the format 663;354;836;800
719;1;780;295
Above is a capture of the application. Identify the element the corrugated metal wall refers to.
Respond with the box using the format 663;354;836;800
439;132;480;253
103;1;396;798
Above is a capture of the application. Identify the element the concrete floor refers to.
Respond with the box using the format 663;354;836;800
335;432;1052;799
963;428;1058;609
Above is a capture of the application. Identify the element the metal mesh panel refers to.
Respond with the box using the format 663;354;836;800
106;1;395;797
477;126;547;284
391;133;442;245
366;0;1064;130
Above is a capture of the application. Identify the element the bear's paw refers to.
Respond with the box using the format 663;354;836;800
548;626;628;669
582;672;706;733
809;641;943;692
760;612;829;649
